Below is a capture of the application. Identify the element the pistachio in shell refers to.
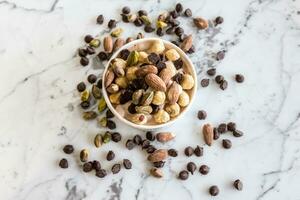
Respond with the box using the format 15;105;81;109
92;85;102;99
99;117;107;127
132;89;144;105
94;134;103;148
81;90;90;102
135;105;153;114
80;149;89;162
82;111;97;120
141;91;154;106
102;131;111;143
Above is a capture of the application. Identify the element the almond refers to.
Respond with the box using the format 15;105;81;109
145;73;166;92
167;82;182;104
103;36;113;53
180;35;193;52
203;123;214;146
159;67;174;85
150;168;163;178
113;38;125;52
193;17;208;30
135;65;158;77
156;132;175;143
105;69;115;87
147;149;168;162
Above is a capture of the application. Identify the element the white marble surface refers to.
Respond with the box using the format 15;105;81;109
0;0;300;199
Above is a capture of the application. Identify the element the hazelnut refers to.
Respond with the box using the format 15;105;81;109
178;91;190;107
126;66;139;81
154;110;170;124
165;49;180;61
109;92;121;104
181;74;194;90
149;40;165;54
152;91;166;105
115;77;128;88
165;103;180;118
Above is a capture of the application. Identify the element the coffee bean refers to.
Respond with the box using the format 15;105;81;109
171;19;180;27
94;82;102;93
153;161;165;168
187;45;195;54
148;53;160;64
173;58;183;69
178;170;189;180
98;51;108;61
77;82;86;92
146;131;155;141
92;160;101;171
80;57;89;66
144;25;155;33
233;129;244;137
138;10;147;16
216;51;225;60
235;74;244;83
133;134;142;145
111;164;121;174
84;35;93;43
121;14;129;23
199;165;210;175
227;122;236;132
218;123;227;133
220;80;228;90
201;79;209;87
108;19;117;29
233;179;243;191
213;128;220;140
146;145;156;154
122;6;130;14
95;169;107;178
106;150;115;161
126;139;135;150
170;10;179;19
63;145;74;154
107;120;116;130
184;8;192;17
156;61;166;71
187;162;197;174
215;75;224;84
123;159;132;169
207;68;216;76
222;139;232;149
172;73;183;84
175;27;184;36
83;162;93;172
194;145;203;157
80;101;90;109
86;46;95;55
215;16;224;25
184;146;194;157
134;18;143;27
141;139;150;149
197;110;207;120
166;27;175;34
209;185;219;196
111;132;122;142
87;74;97;84
156;28;164;36
78;49;87;57
175;3;183;13
168;149;178;157
171;40;180;47
59;158;68;168
96;15;104;24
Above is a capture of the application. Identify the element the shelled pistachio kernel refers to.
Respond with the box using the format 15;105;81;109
156;20;168;29
115;77;128;88
165;103;180;117
109;92;121;104
181;74;194;90
165;49;180;61
98;97;107;113
89;39;100;48
178;91;190;107
130;113;147;124
154;110;170;124
126;66;139;81
127;51;139;66
111;28;123;37
149;40;165;54
81;90;90;101
152;91;166;105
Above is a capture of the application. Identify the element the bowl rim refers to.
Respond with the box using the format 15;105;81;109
102;37;198;130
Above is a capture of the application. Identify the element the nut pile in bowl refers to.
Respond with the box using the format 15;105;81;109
103;38;196;126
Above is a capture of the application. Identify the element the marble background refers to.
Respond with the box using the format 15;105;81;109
0;0;300;199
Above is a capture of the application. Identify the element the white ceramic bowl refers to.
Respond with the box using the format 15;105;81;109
102;38;197;130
